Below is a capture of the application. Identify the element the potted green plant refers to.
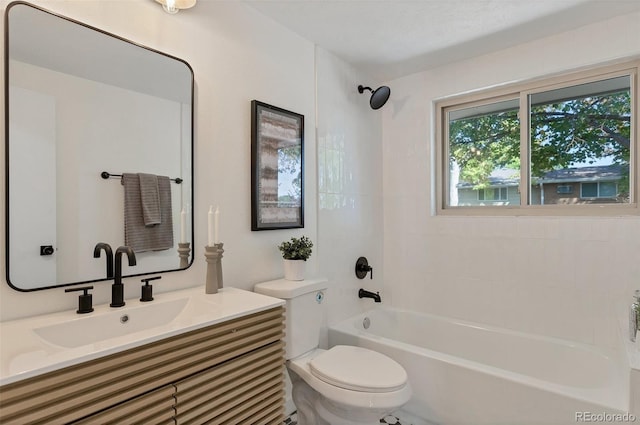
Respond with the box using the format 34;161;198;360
278;236;313;281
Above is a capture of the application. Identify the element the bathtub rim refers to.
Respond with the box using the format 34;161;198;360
329;306;630;412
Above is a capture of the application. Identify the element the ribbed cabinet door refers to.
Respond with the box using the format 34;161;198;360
175;341;286;425
70;384;176;425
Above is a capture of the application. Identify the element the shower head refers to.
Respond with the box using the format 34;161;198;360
358;84;390;110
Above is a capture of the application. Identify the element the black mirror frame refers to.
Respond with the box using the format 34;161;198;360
4;1;195;291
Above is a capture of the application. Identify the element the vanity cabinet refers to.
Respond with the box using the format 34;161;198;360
72;385;177;425
0;306;285;425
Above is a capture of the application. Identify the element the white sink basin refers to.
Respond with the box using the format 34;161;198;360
0;287;284;386
34;297;190;348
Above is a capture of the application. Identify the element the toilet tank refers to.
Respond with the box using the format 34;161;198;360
254;278;328;359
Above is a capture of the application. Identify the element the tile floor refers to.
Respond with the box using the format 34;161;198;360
283;412;297;425
380;414;409;424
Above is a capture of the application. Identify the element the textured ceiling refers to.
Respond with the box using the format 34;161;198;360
244;0;640;81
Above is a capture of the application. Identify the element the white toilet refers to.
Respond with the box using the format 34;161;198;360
254;278;411;425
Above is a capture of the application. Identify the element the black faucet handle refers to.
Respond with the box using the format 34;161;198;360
140;276;161;302
65;285;93;294
355;257;373;279
141;276;162;284
65;286;94;314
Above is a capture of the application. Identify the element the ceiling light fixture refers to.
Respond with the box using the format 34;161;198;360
155;0;196;14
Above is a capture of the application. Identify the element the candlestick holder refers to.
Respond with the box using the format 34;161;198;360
178;242;191;268
204;243;224;294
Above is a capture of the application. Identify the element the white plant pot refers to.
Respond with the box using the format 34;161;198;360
283;259;306;281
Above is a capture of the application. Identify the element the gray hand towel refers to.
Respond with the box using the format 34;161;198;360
138;173;161;226
122;173;174;252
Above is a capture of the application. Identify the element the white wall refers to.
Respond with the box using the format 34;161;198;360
382;12;640;349
9;85;57;287
0;0;318;320
315;47;384;336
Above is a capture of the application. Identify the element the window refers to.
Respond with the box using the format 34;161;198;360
478;187;508;201
580;181;618;199
447;98;520;207
437;61;638;215
556;185;573;194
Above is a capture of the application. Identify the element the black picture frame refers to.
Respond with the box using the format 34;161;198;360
251;100;304;231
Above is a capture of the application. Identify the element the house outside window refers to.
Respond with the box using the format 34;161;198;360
436;60;639;215
533;165;624;205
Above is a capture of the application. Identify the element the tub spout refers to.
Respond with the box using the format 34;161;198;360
359;288;381;303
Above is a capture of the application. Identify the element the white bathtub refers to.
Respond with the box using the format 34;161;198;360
328;308;632;425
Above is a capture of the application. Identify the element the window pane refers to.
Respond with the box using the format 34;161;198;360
478;188;505;201
556;185;573;194
581;183;598;198
448;99;520;207
599;181;617;197
529;76;631;205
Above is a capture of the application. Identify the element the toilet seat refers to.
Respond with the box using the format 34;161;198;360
309;345;407;393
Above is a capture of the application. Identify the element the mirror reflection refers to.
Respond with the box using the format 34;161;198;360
6;2;194;291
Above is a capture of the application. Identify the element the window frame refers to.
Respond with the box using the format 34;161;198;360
436;60;639;216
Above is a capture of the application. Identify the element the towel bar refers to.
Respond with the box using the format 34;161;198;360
101;171;182;184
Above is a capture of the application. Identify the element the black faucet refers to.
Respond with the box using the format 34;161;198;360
93;242;114;279
358;288;381;303
111;246;137;307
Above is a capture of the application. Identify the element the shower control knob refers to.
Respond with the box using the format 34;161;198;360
355;257;373;279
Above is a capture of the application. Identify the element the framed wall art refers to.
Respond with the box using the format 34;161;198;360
251;100;304;230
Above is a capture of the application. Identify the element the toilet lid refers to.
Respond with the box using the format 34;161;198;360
309;345;407;393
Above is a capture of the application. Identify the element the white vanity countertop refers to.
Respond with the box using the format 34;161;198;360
0;287;284;386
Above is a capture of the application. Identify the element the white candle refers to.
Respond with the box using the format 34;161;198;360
214;206;220;244
180;207;187;243
207;205;214;247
